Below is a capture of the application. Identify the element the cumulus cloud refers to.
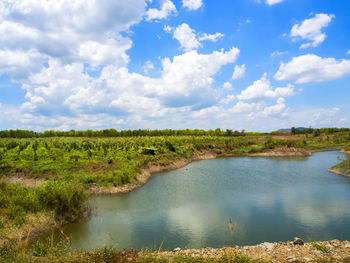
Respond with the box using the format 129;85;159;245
347;50;350;55
173;23;224;51
232;64;246;80
220;95;235;104
222;82;233;90
145;0;177;21
290;13;335;49
142;60;155;74
274;54;350;83
238;74;294;100
182;0;203;10
173;23;201;51
21;47;240;122
262;98;286;116
0;0;146;78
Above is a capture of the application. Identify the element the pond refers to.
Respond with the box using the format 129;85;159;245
62;151;350;251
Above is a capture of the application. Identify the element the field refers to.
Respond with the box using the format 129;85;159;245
0;130;350;262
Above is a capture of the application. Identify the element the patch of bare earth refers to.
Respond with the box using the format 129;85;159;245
3;175;44;188
0;212;56;247
328;168;350;178
250;147;312;157
150;240;350;263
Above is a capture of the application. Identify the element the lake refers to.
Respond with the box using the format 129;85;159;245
61;151;350;251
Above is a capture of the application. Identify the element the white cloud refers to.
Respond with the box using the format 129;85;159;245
230;101;261;113
173;23;224;51
238;74;294;100
182;0;203;10
0;0;146;78
21;47;240;123
198;33;224;42
262;98;286;116
347;50;350;55
142;60;155;74
266;0;284;5
270;50;288;57
163;25;173;33
222;82;233;90
274;54;350;83
145;0;177;21
173;23;201;51
220;95;235;104
290;13;335;49
232;64;246;80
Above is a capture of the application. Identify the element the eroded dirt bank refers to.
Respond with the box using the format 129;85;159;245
148;239;350;263
90;147;312;194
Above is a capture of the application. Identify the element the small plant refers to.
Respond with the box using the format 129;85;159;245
312;243;330;253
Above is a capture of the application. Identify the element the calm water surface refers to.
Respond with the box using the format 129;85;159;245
63;151;350;250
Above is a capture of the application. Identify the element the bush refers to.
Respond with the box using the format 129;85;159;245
38;180;89;221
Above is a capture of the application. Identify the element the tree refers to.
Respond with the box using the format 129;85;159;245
291;127;296;135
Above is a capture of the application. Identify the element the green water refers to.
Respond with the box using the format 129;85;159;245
62;151;350;250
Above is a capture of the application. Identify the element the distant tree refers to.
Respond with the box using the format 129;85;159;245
225;129;233;136
291;127;296;135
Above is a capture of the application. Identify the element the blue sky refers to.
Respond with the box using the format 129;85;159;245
0;0;349;132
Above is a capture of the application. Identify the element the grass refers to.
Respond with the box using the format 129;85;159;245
312;243;330;253
0;235;273;263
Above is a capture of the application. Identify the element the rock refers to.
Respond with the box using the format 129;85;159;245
293;237;304;245
287;256;297;262
173;247;181;253
259;242;275;251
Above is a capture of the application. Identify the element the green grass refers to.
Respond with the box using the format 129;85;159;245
312;243;330;253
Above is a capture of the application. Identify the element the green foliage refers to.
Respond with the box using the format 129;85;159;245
312;243;330;253
38;180;89;221
0;180;88;226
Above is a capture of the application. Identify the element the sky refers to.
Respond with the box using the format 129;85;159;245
0;0;350;132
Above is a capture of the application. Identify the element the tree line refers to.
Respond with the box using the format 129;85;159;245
0;128;248;138
0;127;349;138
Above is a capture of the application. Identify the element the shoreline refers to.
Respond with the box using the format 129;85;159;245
328;168;350;178
148;239;350;263
90;146;313;195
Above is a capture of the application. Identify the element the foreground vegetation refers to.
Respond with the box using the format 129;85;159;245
1;233;349;263
0;129;349;262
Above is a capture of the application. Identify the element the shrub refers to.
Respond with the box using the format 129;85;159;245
38;180;89;221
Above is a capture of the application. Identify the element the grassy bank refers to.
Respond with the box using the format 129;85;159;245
0;179;89;246
329;143;350;177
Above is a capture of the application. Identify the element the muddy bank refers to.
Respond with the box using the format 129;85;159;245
149;239;350;263
250;147;312;157
91;147;312;194
328;168;350;178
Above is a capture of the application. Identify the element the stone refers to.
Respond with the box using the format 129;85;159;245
173;247;181;253
259;242;275;251
287;256;297;262
293;237;304;245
